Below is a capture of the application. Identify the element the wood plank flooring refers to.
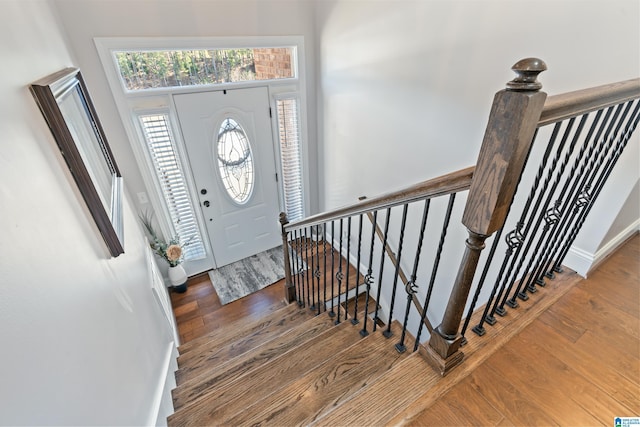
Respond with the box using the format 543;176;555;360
168;234;639;426
170;273;287;344
404;234;640;426
170;240;361;345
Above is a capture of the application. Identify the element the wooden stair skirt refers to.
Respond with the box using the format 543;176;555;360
167;294;429;426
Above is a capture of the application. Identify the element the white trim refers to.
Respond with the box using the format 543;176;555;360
94;36;311;273
147;342;179;427
564;218;640;277
563;245;593;278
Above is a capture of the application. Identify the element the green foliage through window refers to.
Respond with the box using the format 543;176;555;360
114;48;294;91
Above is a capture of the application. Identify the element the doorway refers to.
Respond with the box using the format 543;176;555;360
174;87;282;267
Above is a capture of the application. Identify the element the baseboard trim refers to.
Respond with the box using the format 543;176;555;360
148;341;179;426
588;219;640;275
566;219;640;277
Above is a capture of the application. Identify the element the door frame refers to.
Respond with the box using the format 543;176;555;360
95;36;311;276
173;86;283;268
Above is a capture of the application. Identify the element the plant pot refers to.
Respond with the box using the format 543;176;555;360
168;264;188;292
172;283;188;293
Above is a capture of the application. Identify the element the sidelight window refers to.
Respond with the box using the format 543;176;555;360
276;97;304;221
139;114;206;260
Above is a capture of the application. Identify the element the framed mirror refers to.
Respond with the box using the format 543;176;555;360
31;68;124;257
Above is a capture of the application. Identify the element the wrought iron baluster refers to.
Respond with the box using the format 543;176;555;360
537;103;626;277
397;199;430;353
492;126;560;313
315;225;322;316
329;221;336;317
554;100;640;268
485;126;550;319
385;204;409;338
352;214;364;325
415;194;456;350
304;227;312;309
373;208;392;332
507;118;577;303
463;226;502;337
527;111;602;288
287;231;299;306
534;107;613;285
323;223;328;313
471;119;541;332
486;225;524;319
335;218;344;324
294;229;304;307
361;210;378;337
345;217;351;321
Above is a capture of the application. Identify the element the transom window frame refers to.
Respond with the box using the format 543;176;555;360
95;36;311;275
113;47;298;92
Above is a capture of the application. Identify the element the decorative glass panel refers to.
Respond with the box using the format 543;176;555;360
216;118;254;204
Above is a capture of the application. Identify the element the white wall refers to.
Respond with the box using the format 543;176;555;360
51;0;319;216
0;1;176;424
315;0;639;269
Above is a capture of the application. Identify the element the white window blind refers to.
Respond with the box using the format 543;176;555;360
276;97;304;221
139;114;206;260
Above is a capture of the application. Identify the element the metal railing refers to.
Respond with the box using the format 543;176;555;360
279;58;640;375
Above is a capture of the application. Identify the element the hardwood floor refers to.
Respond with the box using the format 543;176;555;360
407;234;640;426
170;239;362;344
169;234;639;425
170;273;287;344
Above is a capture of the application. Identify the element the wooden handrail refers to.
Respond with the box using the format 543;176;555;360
538;78;640;126
284;166;474;233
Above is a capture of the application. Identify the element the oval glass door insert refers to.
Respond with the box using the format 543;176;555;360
216;117;255;204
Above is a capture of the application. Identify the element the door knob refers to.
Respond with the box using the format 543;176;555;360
201;189;207;195
203;200;210;207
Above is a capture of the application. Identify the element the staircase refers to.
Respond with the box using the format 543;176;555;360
167;297;436;426
168;261;585;426
167;61;640;425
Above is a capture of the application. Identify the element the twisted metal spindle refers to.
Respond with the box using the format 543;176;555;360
373;208;391;332
397;199;430;353
352;214;364;325
384;204;409;338
335;218;344;325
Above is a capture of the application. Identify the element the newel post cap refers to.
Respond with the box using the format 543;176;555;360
506;57;547;91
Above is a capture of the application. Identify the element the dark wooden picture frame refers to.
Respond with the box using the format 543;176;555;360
31;68;124;257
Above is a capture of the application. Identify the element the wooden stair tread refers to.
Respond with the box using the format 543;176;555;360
220;322;408;426
168;319;363;426
177;300;299;356
292;236;362;305
311;354;432;426
342;292;380;320
176;304;313;384
172;309;339;410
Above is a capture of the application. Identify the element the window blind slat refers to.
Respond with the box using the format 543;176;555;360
139;114;206;261
276;98;304;221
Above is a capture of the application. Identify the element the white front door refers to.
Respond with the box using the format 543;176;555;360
174;87;282;268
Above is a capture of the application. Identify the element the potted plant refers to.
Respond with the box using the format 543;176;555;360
140;211;189;293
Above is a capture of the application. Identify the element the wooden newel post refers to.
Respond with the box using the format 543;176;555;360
279;212;296;303
424;58;548;375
